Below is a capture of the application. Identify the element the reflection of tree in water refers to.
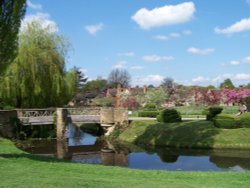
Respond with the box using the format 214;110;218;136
153;148;179;163
210;156;250;170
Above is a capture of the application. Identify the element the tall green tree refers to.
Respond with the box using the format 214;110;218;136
0;0;26;74
219;78;235;89
162;77;174;91
0;21;71;108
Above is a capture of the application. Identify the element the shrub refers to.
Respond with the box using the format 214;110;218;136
157;108;181;123
206;106;223;121
213;114;239;129
144;103;157;110
138;110;159;118
244;96;250;112
237;112;250;128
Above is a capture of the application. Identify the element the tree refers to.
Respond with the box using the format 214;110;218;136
108;68;131;88
0;0;26;74
219;78;235;89
82;79;107;93
0;21;71;108
162;77;174;90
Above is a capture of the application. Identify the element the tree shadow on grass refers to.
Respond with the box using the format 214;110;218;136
134;120;221;149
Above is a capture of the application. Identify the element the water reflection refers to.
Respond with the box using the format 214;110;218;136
15;124;250;172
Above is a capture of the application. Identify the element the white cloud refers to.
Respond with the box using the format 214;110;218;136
133;74;164;86
153;35;169;41
192;76;210;83
227;56;250;65
187;47;215;55
21;12;58;33
170;32;181;38
234;73;250;80
142;55;174;62
130;66;144;70
182;30;192;35
131;2;195;29
85;23;104;35
117;52;135;57
112;61;127;69
243;56;250;64
230;60;241;65
27;0;42;10
215;18;250;35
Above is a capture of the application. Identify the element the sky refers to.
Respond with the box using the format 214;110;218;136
22;0;250;87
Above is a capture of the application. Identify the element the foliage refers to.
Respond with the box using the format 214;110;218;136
213;113;250;129
161;77;174;90
219;78;235;89
222;89;250;104
92;96;115;107
213;114;238;129
244;96;250;111
237;112;250;128
144;103;156;110
108;68;131;88
73;67;88;91
157;109;181;123
82;78;107;93
64;68;79;100
0;21;73;108
206;107;223;121
145;89;167;108
0;0;26;74
138;110;160;117
121;98;140;110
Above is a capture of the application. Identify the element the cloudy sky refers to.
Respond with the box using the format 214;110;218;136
23;0;250;87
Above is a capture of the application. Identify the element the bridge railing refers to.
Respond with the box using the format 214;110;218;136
67;107;101;116
16;108;56;118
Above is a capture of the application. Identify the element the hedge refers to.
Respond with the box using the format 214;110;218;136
157;109;181;123
213;114;239;129
138;110;160;118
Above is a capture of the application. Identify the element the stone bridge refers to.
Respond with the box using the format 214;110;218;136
0;107;128;138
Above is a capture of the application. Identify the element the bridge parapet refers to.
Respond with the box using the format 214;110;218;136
67;107;101;116
16;108;56;117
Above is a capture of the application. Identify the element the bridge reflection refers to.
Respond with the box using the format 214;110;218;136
56;138;129;167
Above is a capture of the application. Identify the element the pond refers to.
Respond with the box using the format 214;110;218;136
15;124;250;172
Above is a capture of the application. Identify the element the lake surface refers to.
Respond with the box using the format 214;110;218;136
15;124;250;172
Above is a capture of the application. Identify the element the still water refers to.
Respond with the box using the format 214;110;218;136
16;124;250;172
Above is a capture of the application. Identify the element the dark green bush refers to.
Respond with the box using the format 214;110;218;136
157;109;181;123
206;106;223;121
244;96;250;112
237;112;250;128
213;114;239;129
138;110;160;117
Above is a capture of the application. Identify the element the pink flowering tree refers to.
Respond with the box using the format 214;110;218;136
221;89;250;104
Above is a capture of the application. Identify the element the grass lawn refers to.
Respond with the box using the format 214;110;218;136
118;120;250;149
1;137;250;187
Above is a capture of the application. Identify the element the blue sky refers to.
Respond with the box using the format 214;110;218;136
23;0;250;87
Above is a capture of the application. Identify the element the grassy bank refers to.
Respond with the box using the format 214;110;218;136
118;120;250;149
1;137;250;187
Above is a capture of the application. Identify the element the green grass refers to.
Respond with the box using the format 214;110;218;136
1;137;250;187
119;120;250;149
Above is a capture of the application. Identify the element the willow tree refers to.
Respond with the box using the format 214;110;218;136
0;0;26;74
0;21;71;108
